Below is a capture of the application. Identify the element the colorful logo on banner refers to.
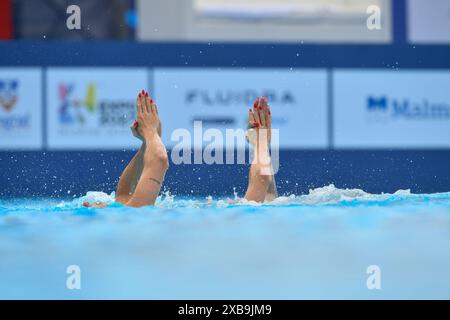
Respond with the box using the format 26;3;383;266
59;83;97;124
0;80;18;112
366;95;450;121
0;79;30;131
58;82;135;127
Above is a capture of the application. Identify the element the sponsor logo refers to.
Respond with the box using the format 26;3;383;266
366;95;450;121
185;89;296;106
367;96;388;111
58;83;136;128
0;80;30;131
59;83;96;124
0;80;18;112
184;89;295;129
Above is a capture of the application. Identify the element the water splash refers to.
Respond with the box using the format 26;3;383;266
1;184;449;213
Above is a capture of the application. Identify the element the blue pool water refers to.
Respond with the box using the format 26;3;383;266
1;185;450;299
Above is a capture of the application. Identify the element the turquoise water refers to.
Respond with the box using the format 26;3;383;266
1;185;450;299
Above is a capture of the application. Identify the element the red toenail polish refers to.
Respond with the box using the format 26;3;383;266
268;111;271;115
249;109;252;113
138;93;141;97
141;89;145;94
259;107;263;110
150;99;154;104
145;92;149;97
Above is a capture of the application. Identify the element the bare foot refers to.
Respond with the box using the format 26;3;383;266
132;90;161;138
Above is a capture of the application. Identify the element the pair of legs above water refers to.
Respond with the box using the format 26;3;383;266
84;92;277;208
